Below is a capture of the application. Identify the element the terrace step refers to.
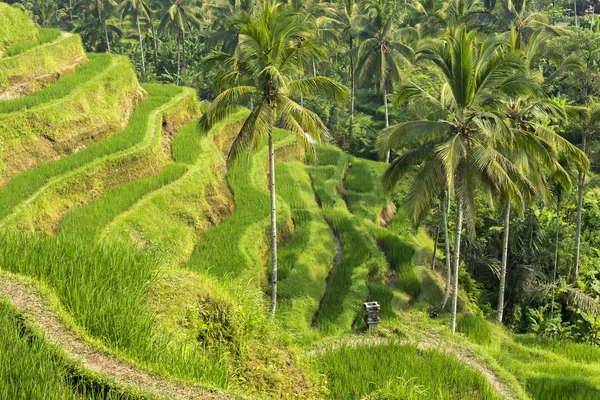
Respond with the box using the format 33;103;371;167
0;54;144;185
0;273;243;400
0;32;87;99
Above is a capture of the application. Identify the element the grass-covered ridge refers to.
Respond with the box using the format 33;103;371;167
2;85;198;234
0;54;143;184
4;28;62;57
0;32;87;99
0;3;38;56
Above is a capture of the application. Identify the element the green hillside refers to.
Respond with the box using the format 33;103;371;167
1;1;600;400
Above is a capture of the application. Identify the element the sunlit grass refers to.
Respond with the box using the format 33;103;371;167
4;28;62;57
317;342;501;399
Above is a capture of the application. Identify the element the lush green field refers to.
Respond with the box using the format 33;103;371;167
317;342;501;399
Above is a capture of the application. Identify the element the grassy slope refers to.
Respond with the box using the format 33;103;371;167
3;85;198;234
0;3;38;55
0;54;143;182
0;33;86;96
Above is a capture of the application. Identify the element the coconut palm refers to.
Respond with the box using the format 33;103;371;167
158;0;202;85
356;0;415;162
494;96;588;322
572;105;600;282
118;0;152;75
380;25;537;333
199;0;349;316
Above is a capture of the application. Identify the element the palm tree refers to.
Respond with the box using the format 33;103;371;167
356;0;414;162
572;104;600;282
199;0;349;317
158;0;202;85
380;25;535;333
494;96;588;322
118;0;153;76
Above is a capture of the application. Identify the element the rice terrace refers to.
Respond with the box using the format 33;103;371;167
3;0;600;398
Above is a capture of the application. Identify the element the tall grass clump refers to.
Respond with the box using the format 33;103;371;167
4;28;62;57
275;161;336;338
0;85;181;221
0;53;111;114
0;302;134;400
0;233;155;352
56;163;187;240
317;343;500;399
457;314;493;345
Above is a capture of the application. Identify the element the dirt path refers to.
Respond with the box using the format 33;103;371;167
308;335;517;400
0;274;241;400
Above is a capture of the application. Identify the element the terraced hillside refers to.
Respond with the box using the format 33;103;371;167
3;4;600;400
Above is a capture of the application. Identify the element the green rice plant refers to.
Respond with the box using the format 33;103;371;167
185;127;299;283
317;343;501;399
274;161;336;339
5;85;198;234
0;233;234;391
0;54;142;180
308;146;389;334
4;28;62;57
0;33;86;94
0;3;38;54
0;85;182;225
0;301;139;400
457;314;493;346
103;112;247;266
0;53;111;114
56;163;188;240
514;335;600;363
172;121;204;164
494;339;600;399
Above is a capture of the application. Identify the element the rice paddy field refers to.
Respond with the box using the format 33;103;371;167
1;6;600;400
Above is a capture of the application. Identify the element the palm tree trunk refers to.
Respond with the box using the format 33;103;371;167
551;197;561;315
136;15;146;76
450;199;464;333
574;130;586;282
151;24;158;66
497;202;511;323
574;170;584;282
268;126;278;317
574;0;578;27
431;225;440;271
384;85;391;163
439;192;452;311
182;30;187;72
100;4;111;53
176;32;181;86
350;36;355;122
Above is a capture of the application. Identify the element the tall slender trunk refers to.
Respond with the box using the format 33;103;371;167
575;0;578;27
182;30;187;72
450;199;464;333
176;32;181;86
439;192;452;311
384;85;391;163
574;130;586;282
312;59;317;77
431;225;440;271
69;0;73;21
268;126;278;317
151;24;158;66
551;197;561;314
136;15;146;76
101;5;111;53
591;2;595;30
350;36;355;123
574;170;584;282
497;202;511;323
